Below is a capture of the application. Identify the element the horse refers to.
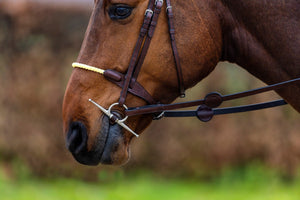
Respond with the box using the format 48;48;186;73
62;0;300;165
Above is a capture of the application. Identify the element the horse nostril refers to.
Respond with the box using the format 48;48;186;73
66;122;88;155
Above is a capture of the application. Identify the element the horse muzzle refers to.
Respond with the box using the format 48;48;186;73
66;116;130;166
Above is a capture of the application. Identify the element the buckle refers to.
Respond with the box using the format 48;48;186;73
145;9;153;16
166;6;172;12
155;0;164;6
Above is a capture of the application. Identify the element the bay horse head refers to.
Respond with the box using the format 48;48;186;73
63;0;300;165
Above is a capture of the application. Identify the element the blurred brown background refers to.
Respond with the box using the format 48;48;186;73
0;0;299;180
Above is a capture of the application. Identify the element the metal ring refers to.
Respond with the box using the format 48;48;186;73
108;103;128;123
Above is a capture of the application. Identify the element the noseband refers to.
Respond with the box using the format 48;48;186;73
72;0;300;137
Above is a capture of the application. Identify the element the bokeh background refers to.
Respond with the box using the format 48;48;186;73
0;0;299;199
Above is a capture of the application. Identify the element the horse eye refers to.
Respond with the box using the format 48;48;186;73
109;5;133;20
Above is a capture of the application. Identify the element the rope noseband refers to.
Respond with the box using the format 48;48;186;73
72;63;104;74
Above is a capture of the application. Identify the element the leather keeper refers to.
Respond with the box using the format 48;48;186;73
204;92;223;108
104;69;122;82
196;105;214;122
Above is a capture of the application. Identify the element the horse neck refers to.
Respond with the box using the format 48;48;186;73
215;0;300;111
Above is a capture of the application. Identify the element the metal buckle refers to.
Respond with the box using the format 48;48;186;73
89;99;139;137
155;0;164;6
145;9;153;16
166;6;172;12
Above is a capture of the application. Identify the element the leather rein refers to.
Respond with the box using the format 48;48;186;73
72;0;300;136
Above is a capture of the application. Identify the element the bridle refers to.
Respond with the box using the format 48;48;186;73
72;0;300;137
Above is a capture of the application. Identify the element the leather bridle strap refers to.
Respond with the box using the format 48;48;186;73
131;0;164;84
119;0;186;104
103;69;157;104
166;0;185;97
119;0;163;106
125;77;300;118
163;100;287;122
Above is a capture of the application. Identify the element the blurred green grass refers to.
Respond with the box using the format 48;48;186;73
1;162;299;200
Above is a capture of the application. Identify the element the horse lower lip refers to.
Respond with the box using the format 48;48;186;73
73;151;100;166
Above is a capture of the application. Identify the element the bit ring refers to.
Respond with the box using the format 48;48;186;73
108;103;128;123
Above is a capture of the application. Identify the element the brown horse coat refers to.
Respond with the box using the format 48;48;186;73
63;0;299;165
